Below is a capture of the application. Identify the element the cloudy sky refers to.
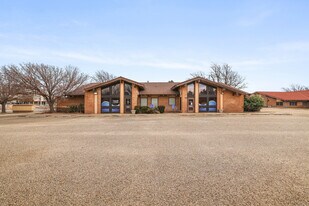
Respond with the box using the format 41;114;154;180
0;0;308;92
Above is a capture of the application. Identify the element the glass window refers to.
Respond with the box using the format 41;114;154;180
151;98;158;107
187;83;194;97
199;97;207;106
126;99;131;105
125;84;132;96
276;102;283;106
199;84;207;95
112;84;120;95
290;102;297;106
199;97;207;112
141;97;147;107
101;99;110;107
208;86;217;96
112;98;120;106
102;87;110;95
169;97;175;105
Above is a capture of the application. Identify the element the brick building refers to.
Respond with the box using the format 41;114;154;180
255;90;309;108
59;76;248;114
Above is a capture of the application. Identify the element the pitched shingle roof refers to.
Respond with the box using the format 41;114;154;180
67;83;98;96
171;77;248;95
84;76;144;91
256;90;309;101
139;82;179;95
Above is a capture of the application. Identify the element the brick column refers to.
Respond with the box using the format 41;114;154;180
181;85;187;113
131;84;138;110
220;92;224;112
97;87;101;114
120;81;125;114
194;81;199;113
94;92;98;114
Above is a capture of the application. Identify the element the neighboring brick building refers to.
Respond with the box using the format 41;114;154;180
255;90;309;108
61;76;248;114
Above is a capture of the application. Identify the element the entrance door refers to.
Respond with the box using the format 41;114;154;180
125;98;131;113
188;98;194;112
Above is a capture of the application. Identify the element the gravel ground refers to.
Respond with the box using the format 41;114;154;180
0;112;308;205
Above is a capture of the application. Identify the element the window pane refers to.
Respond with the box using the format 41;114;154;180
102;87;110;95
208;86;216;95
187;83;194;97
199;84;207;95
151;98;158;107
208;97;217;112
112;98;120;106
199;97;207;106
141;98;147;106
169;97;175;105
112;84;120;95
101;99;110;107
208;97;217;107
125;84;132;95
199;97;207;112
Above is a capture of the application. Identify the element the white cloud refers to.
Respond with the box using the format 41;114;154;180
0;47;209;71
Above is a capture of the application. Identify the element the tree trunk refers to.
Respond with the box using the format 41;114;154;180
1;102;6;113
47;101;55;113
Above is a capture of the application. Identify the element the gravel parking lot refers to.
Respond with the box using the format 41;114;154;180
0;111;308;205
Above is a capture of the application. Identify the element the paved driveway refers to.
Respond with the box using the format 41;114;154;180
0;112;308;205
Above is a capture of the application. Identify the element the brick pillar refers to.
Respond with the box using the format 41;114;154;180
131;84;138;110
194;81;199;113
97;87;101;114
220;92;224;112
120;81;125;114
181;85;187;113
94;92;98;114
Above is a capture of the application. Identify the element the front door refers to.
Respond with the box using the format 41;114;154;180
188;98;194;112
125;98;131;113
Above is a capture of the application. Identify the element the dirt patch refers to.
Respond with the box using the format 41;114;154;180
0;114;308;205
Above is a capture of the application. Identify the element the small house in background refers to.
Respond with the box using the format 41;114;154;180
255;90;309;108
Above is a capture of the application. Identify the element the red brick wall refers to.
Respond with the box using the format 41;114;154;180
131;85;139;110
84;91;94;114
180;85;187;113
57;96;84;108
223;90;244;113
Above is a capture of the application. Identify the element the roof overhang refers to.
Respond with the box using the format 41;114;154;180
171;77;248;95
84;76;145;91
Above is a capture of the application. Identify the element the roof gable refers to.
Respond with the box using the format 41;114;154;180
84;76;145;91
171;77;248;95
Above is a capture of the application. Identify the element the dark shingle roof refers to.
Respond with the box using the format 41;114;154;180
67;83;98;96
139;82;179;95
171;77;248;95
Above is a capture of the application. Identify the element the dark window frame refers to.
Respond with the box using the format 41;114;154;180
168;97;176;106
124;83;132;113
290;102;297;106
101;82;121;113
198;83;217;112
187;83;195;97
140;97;148;107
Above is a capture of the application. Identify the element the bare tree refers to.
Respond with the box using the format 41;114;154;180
92;69;116;82
190;71;206;78
190;63;247;89
8;63;88;113
209;63;247;89
282;84;309;92
0;66;21;113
